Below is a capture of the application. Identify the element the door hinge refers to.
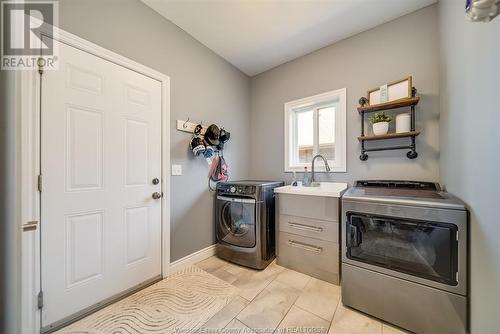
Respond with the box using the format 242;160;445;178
37;290;44;309
456;272;459;283
37;174;42;192
37;57;44;75
456;231;459;241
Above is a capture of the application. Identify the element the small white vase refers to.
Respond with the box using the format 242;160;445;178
372;122;389;135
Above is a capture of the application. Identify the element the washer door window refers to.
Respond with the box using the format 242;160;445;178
217;196;256;247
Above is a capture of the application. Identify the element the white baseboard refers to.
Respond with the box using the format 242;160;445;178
168;244;217;275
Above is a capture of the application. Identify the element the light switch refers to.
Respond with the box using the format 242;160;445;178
171;164;182;176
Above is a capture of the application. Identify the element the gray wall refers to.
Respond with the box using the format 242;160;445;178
58;0;251;261
249;5;439;185
439;1;500;332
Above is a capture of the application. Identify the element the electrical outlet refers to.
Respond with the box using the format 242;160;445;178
171;164;182;176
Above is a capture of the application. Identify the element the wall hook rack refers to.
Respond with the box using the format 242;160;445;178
176;119;207;135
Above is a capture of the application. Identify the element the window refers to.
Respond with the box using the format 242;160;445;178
284;88;346;172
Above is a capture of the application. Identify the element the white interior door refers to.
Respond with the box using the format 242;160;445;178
41;39;163;329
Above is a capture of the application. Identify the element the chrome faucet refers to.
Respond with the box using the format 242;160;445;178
311;154;331;187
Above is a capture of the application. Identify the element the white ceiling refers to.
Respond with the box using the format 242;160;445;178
143;0;436;76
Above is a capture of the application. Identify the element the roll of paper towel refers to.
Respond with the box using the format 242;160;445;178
396;113;411;133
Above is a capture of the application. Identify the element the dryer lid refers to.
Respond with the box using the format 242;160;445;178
343;180;466;210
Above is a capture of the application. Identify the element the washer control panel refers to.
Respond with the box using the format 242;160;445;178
218;184;256;196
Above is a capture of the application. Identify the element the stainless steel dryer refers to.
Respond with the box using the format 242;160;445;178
341;180;468;334
215;180;284;269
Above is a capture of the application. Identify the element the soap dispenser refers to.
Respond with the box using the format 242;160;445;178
291;171;298;186
302;166;311;186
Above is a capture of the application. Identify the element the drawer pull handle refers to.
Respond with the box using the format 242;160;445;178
288;222;323;233
287;240;323;253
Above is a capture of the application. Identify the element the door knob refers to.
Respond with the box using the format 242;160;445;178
152;192;163;200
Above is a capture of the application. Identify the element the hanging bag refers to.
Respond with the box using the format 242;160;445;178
208;152;229;190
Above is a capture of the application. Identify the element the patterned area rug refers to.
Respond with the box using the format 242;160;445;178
56;266;239;334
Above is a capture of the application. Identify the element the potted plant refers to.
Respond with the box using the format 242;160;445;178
370;112;393;135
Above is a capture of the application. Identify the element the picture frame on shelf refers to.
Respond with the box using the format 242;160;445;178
367;76;412;106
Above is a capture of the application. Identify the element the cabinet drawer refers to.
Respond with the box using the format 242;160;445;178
277;232;339;284
278;194;338;222
279;214;338;242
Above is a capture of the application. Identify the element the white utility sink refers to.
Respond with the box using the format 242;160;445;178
273;182;348;198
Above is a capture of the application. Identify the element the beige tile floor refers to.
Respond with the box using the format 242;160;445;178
196;256;411;334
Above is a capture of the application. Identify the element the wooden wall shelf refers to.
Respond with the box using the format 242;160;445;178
358;97;420;113
358;87;420;160
358;131;421;141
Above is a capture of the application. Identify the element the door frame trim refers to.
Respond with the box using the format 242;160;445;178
18;25;171;334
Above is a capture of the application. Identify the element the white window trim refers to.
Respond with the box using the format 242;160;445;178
284;88;347;173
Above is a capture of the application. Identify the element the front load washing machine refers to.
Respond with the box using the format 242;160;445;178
215;180;284;269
